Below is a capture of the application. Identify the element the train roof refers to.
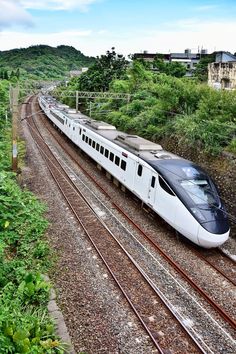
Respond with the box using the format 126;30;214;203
148;158;209;182
41;95;183;163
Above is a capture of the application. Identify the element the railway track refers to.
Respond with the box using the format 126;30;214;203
33;98;236;319
196;248;236;286
23;97;208;353
22;96;236;353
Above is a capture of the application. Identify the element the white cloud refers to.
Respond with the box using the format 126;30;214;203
0;30;93;53
195;5;219;12
135;20;236;54
0;20;235;57
20;0;100;11
0;0;33;29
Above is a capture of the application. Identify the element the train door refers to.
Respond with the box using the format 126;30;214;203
134;163;150;200
147;175;157;207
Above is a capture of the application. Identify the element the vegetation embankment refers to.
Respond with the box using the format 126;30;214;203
54;49;236;156
0;80;65;353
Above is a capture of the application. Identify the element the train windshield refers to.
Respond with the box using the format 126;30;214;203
179;166;220;207
180;179;218;206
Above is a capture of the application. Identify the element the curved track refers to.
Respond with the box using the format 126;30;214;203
24;96;209;354
33;97;236;328
22;96;236;353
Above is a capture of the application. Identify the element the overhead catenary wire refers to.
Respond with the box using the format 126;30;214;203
55;90;236;130
32;98;236;214
26;96;236;210
22;104;236;226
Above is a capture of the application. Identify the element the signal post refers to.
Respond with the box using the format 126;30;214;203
10;86;19;173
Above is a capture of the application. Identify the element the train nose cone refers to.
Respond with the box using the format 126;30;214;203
201;219;229;234
197;224;229;248
200;208;229;234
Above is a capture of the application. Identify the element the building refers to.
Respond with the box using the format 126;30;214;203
208;52;236;90
69;67;88;77
133;49;208;76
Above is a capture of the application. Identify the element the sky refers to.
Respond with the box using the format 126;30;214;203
0;0;236;57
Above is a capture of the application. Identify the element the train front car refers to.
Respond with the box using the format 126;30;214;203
156;159;230;248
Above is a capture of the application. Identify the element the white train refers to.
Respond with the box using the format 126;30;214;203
38;95;230;248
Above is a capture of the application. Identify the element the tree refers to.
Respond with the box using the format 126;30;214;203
153;59;186;77
78;47;129;91
194;54;215;81
3;70;9;80
15;68;20;79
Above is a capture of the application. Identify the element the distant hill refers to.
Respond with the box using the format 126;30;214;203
0;45;95;80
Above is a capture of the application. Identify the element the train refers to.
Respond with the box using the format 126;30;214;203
38;95;230;248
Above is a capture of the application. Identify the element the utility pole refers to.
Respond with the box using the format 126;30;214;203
10;86;19;173
76;90;79;113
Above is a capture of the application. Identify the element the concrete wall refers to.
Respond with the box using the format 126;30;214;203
208;62;236;89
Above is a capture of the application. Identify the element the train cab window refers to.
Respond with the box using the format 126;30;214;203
109;152;114;162
137;164;143;177
79;128;82;135
92;141;96;148
82;134;85;141
96;143;100;151
121;160;126;171
89;138;92;146
115;156;120;166
151;176;156;188
85;136;88;143
158;176;175;196
105;149;109;158
100;146;104;154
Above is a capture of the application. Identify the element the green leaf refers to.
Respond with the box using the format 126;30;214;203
25;273;33;283
4;326;14;337
4;220;10;228
13;329;30;342
26;282;35;295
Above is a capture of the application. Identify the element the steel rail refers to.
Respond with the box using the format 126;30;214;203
34;98;236;332
23;97;207;353
189;247;236;287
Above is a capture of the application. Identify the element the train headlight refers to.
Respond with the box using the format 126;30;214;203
191;207;206;222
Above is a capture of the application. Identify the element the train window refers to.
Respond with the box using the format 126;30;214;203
96;143;100;151
79;128;82;135
82;134;85;141
109;152;114;162
69;124;71;127
137;164;143;177
115;156;120;166
92;141;96;148
159;176;175;196
89;138;92;146
151;176;156;188
105;149;109;158
121;160;126;171
66;119;68;124
85;136;88;143
100;146;104;154
73;127;75;131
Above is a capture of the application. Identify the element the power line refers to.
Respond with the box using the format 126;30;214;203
24;105;236;225
39;94;236;210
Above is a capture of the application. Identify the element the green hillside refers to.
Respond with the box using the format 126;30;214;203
0;45;95;80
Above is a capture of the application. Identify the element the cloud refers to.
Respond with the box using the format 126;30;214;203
137;19;236;54
195;5;219;12
0;0;33;29
0;30;93;53
20;0;100;11
0;20;236;58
